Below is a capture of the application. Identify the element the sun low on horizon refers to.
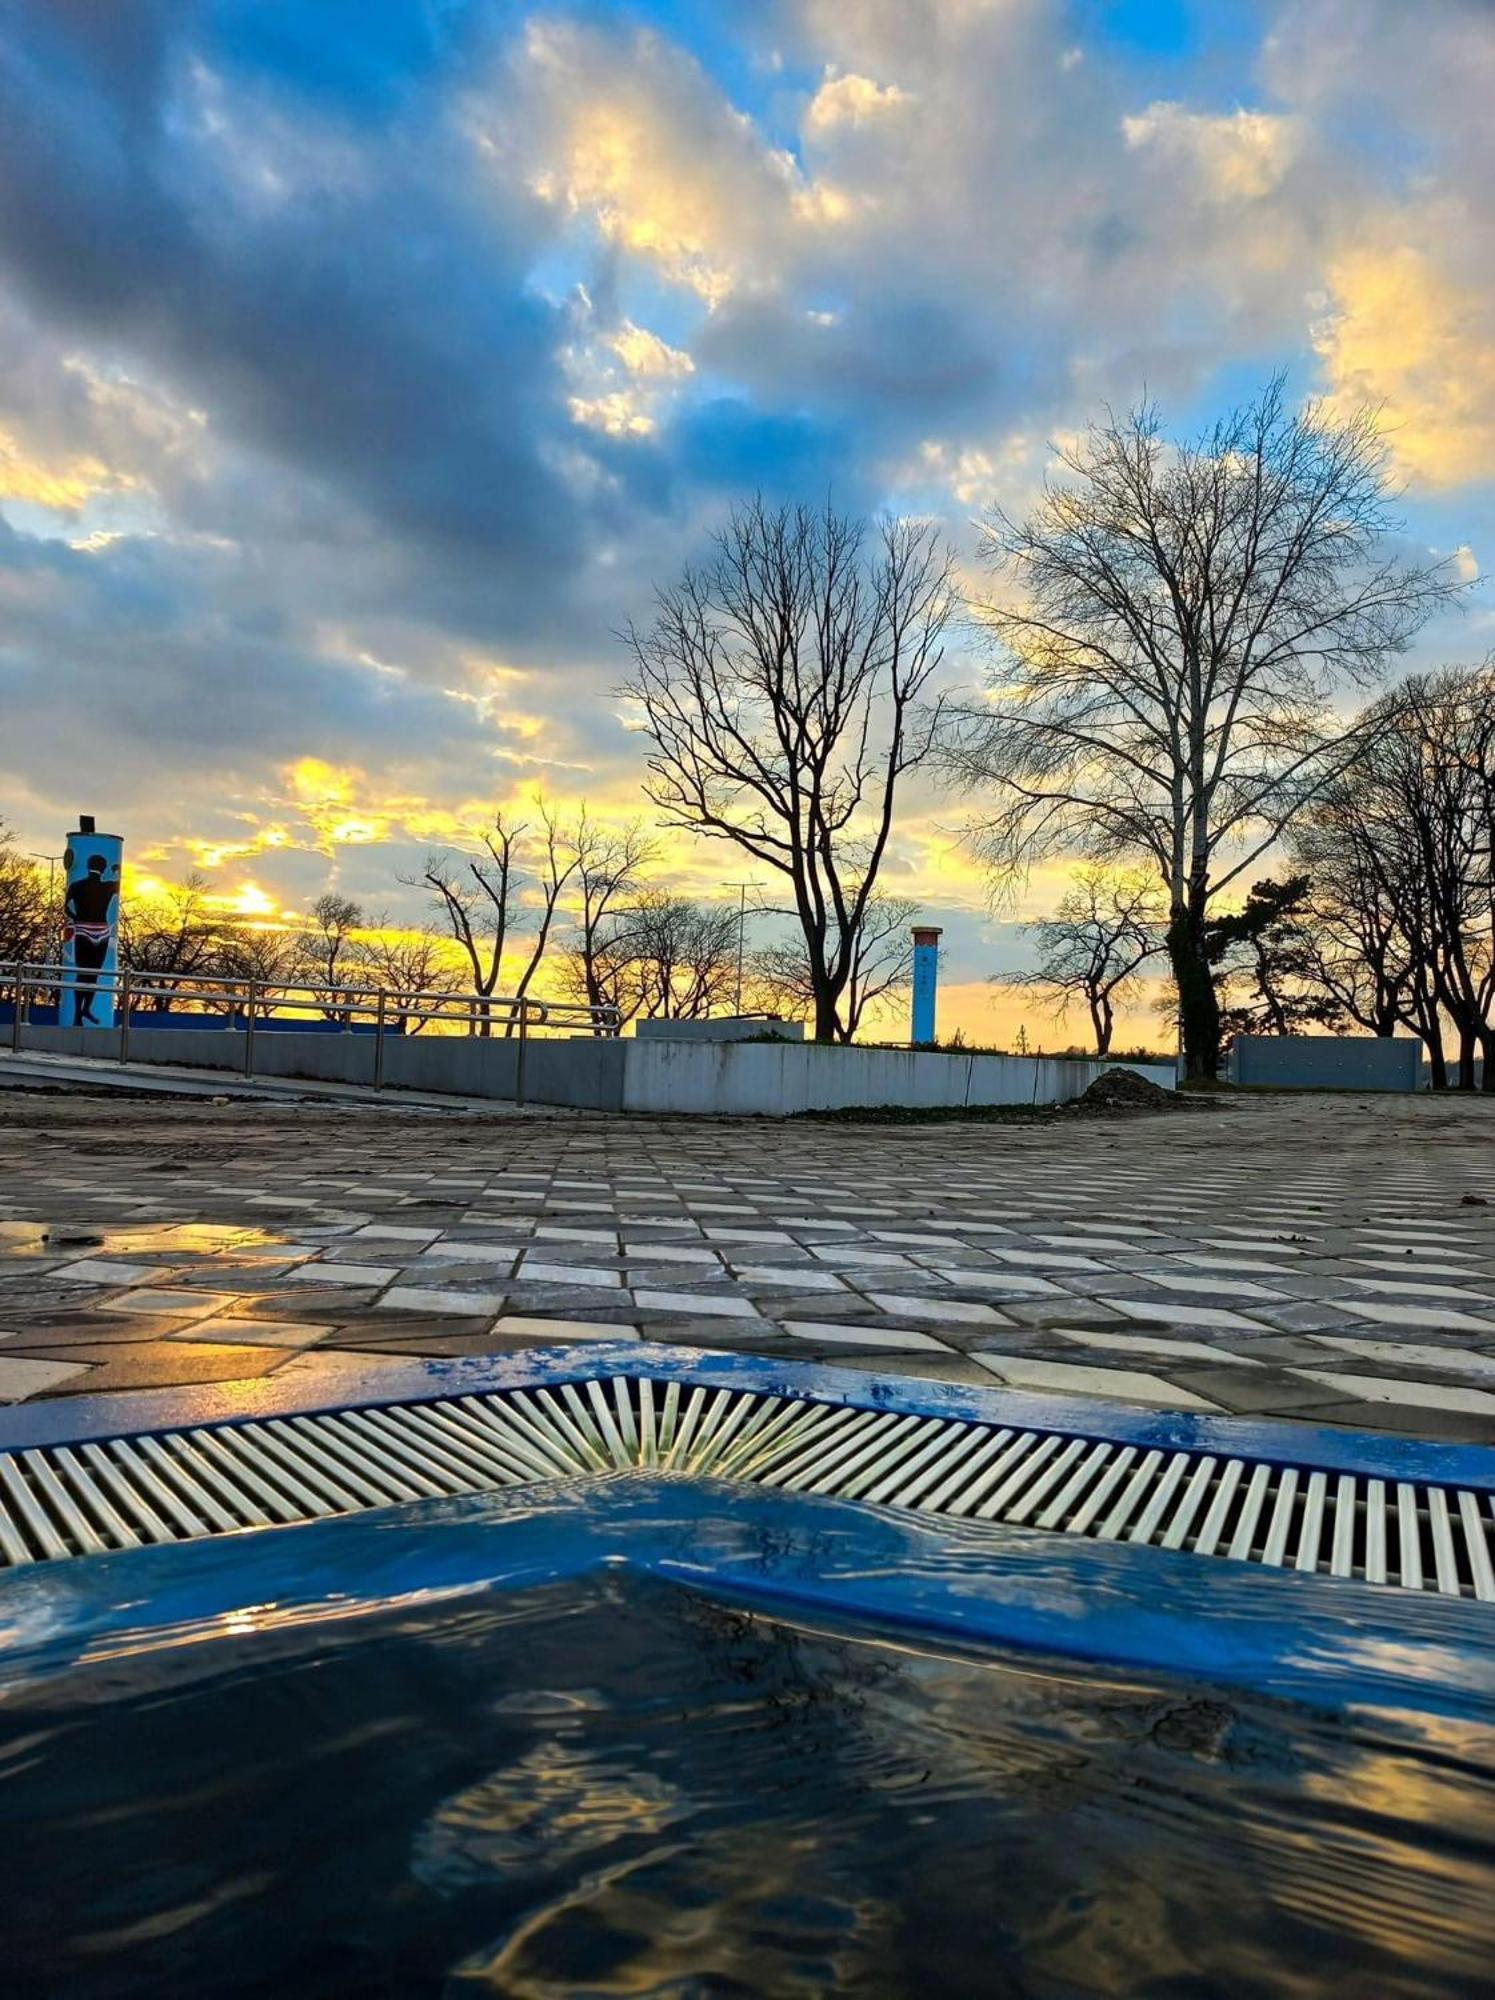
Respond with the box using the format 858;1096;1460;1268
2;0;1491;1049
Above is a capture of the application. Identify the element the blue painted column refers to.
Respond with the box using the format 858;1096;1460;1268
60;816;123;1029
910;925;942;1044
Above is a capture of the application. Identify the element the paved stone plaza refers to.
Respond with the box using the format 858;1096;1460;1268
1;1086;1492;1442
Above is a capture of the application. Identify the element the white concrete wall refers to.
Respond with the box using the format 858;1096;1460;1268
618;1039;1174;1115
14;1020;1169;1115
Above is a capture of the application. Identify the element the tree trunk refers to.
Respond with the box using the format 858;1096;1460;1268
1089;993;1112;1058
1457;1024;1477;1091
1168;906;1220;1081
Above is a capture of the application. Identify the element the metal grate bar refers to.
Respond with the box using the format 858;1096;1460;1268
0;1376;1488;1600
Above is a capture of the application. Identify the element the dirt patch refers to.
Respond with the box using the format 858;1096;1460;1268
1077;1066;1180;1114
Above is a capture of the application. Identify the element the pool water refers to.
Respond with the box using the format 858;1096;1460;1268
2;1520;1492;1998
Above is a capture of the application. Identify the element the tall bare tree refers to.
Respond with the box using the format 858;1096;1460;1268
298;891;364;1022
356;926;461;1035
0;821;50;1000
753;893;917;1042
941;378;1457;1078
997;866;1162;1057
117;872;221;1011
1295;666;1495;1087
622;498;955;1041
570;815;655;1023
412;815;522;1035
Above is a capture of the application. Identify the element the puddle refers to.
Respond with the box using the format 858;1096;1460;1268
0;1222;286;1262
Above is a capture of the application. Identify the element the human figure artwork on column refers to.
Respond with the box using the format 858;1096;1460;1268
60;817;123;1028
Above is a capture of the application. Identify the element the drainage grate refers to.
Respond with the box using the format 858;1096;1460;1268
1;1379;1490;1600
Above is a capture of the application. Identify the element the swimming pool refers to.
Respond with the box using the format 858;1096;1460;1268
1;1348;1491;1995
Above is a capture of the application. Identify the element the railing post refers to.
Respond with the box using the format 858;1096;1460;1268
118;971;131;1066
515;999;529;1106
244;981;258;1077
9;969;20;1055
374;988;387;1090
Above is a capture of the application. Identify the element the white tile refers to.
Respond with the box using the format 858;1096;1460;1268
780;1320;947;1351
866;1294;1008;1325
622;1244;723;1265
1345;1277;1495;1302
1172;1255;1291;1275
1054;1327;1260;1366
535;1225;618;1245
922;1270;1061;1295
350;1224;440;1245
1139;1273;1285;1301
870;1231;969;1249
1350;1259;1487;1280
634;1290;763;1319
1109;1299;1258;1330
1306;1337;1495;1380
299;1262;401;1286
1333;1300;1495;1334
992;1250;1111;1273
733;1265;847;1291
175;1317;333;1347
45;1259;163;1286
99;1289;240;1319
809;1247;912;1269
0;1355;92;1400
488;1314;642;1341
1034;1235;1147;1255
972;1355;1222;1411
419;1239;523;1262
703;1227;794;1246
1291;1370;1495;1416
519;1261;623;1289
380;1285;505;1316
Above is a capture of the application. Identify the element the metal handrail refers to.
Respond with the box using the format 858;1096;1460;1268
0;960;620;1102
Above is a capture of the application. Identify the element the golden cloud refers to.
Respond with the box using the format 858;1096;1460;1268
1122;103;1299;202
0;428;131;512
1314;236;1495;487
804;70;911;139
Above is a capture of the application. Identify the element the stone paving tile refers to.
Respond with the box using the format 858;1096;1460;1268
2;1090;1494;1442
0;1355;92;1399
3;1342;291;1394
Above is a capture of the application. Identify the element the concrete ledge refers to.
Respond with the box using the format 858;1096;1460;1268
619;1040;1174;1115
634;1016;803;1043
9;1022;1169;1115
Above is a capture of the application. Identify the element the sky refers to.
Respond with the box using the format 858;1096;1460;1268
1;0;1491;1047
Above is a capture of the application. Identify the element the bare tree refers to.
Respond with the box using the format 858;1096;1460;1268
563;892;740;1024
297;891;364;1022
996;866;1162;1056
754;893;918;1042
217;922;301;1020
411;814;522;1036
941;378;1458;1078
620;892;740;1021
622;498;955;1041
117;873;222;1011
505;799;586;1034
0;821;57;997
1294;666;1495;1086
570;815;655;1022
356;926;461;1035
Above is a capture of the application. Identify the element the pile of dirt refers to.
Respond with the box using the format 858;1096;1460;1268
1077;1066;1179;1113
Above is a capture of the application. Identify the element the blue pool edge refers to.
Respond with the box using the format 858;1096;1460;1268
0;1339;1490;1491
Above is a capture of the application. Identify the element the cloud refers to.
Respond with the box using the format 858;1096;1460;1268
1121;103;1299;202
1314;234;1495;488
0;0;1490;996
804;70;911;137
